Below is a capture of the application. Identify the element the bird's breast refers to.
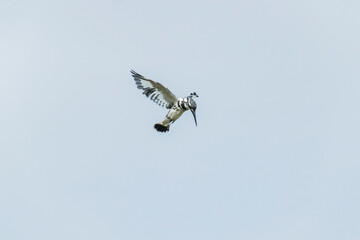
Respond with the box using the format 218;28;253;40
176;98;190;110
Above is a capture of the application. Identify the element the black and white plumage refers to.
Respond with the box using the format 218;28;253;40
131;70;199;132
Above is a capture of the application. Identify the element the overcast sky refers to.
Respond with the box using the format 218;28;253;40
1;0;360;239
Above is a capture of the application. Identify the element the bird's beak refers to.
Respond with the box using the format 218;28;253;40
191;109;197;126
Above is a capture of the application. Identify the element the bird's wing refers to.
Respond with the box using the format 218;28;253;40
131;70;178;109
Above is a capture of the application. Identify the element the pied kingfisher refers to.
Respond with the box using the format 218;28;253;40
131;70;199;133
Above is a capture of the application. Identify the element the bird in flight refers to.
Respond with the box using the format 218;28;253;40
131;70;199;132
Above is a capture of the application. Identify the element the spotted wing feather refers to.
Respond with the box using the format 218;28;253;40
131;70;177;109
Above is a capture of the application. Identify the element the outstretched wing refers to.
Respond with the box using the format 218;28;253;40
131;70;178;109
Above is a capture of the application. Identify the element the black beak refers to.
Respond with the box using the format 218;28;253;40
191;109;197;126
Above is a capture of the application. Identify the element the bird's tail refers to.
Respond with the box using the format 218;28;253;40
154;123;170;132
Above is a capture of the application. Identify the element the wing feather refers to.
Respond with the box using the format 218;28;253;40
131;70;178;109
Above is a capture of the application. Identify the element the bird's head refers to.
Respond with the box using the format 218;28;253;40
189;92;199;98
188;93;198;126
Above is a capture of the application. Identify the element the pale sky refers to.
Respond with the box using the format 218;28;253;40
1;0;360;239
